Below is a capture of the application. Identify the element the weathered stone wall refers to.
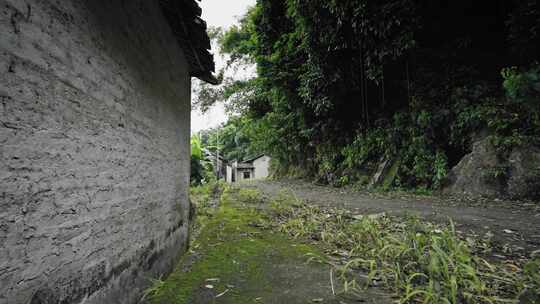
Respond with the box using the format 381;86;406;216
0;0;191;303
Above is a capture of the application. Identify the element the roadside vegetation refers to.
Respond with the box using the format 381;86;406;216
145;185;540;303
264;190;540;303
190;135;216;186
194;0;540;191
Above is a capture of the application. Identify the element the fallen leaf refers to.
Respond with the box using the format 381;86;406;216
367;212;386;220
215;289;229;298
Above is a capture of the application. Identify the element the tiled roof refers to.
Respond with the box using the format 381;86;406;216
242;154;267;163
237;163;254;169
159;0;218;84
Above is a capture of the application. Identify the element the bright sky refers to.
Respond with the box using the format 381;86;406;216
191;0;256;133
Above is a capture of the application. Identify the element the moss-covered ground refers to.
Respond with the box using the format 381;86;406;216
146;182;540;303
147;186;381;304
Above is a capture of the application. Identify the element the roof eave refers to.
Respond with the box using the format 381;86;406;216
159;0;218;85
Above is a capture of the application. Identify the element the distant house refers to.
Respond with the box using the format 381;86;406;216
226;155;272;182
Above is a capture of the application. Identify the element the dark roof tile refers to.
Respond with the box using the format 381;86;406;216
159;0;218;84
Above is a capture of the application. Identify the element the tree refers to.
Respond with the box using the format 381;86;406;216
202;0;540;188
190;135;213;185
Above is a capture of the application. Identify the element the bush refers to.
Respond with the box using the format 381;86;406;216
502;65;540;109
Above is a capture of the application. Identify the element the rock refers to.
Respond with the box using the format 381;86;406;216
507;145;540;200
369;158;390;188
369;158;399;189
445;136;540;200
352;212;386;221
383;161;400;189
443;138;505;197
368;212;387;220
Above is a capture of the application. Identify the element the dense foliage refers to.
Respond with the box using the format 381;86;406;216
203;0;540;189
190;135;214;185
198;116;264;162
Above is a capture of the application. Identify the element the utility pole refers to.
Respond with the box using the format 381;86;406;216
215;128;220;179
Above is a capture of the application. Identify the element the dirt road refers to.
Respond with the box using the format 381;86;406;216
241;179;540;259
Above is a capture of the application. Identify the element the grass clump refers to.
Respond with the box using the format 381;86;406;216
265;191;536;303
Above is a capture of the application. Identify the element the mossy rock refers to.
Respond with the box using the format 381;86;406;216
382;160;400;190
507;145;540;200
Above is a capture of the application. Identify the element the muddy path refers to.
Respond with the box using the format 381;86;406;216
241;179;540;260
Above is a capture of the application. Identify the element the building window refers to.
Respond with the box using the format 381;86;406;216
243;171;251;179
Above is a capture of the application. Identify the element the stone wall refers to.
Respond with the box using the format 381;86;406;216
0;0;191;303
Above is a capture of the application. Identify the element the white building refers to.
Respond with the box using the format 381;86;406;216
226;155;272;182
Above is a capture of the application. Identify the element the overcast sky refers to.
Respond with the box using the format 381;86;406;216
191;0;256;133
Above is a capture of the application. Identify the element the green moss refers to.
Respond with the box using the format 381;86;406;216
149;188;321;304
382;160;400;190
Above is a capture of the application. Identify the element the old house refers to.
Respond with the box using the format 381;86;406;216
0;0;215;303
226;155;272;183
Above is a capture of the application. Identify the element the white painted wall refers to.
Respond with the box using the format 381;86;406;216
226;165;233;183
253;155;271;179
